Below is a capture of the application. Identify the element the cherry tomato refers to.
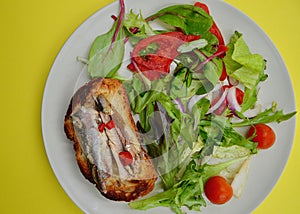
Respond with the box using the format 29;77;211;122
204;176;233;204
247;124;276;149
119;151;133;166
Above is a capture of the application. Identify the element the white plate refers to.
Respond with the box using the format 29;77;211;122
41;0;296;213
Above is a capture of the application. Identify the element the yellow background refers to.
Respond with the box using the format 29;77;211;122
1;0;298;213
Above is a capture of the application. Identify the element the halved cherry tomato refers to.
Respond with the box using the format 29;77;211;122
128;31;200;81
247;124;276;149
119;151;133;166
204;176;233;204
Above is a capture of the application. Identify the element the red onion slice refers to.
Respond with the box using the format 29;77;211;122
207;88;229;114
188;84;222;112
227;86;261;118
173;98;186;113
187;94;207;112
226;86;242;113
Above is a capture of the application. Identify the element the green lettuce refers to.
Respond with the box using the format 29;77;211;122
129;157;247;214
123;10;155;45
224;31;267;111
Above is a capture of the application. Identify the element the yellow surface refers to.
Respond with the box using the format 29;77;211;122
1;0;299;213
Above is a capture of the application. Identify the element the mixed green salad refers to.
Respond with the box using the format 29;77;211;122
79;0;296;213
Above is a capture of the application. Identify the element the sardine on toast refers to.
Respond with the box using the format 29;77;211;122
64;77;157;202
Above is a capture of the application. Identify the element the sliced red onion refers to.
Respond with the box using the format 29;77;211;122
227;87;261;118
226;86;242;113
174;98;185;113
187;84;222;112
207;88;229;114
228;76;239;86
187;94;207;112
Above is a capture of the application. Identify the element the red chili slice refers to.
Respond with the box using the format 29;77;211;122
119;151;133;166
128;31;200;81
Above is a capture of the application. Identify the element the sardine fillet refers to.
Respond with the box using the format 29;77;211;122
64;77;157;202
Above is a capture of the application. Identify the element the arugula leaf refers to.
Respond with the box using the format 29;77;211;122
146;4;213;35
199;115;258;154
232;102;296;127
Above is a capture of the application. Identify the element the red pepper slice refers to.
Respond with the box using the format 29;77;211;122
219;61;227;81
128;31;200;81
105;120;115;130
98;123;105;133
194;2;209;13
119;151;133;166
194;2;225;48
194;2;228;81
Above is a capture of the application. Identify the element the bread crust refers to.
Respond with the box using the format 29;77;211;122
64;77;157;202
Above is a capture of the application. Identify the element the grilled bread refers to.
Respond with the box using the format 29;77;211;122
64;77;157;202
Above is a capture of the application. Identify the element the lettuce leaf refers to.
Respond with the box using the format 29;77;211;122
129;157;247;213
224;31;267;111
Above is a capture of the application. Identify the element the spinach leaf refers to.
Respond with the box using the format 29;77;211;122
193;49;223;87
88;0;126;79
146;4;213;35
88;21;125;78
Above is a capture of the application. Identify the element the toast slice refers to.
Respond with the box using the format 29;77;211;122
64;77;157;202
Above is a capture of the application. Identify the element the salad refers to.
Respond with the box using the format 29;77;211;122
76;0;296;213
